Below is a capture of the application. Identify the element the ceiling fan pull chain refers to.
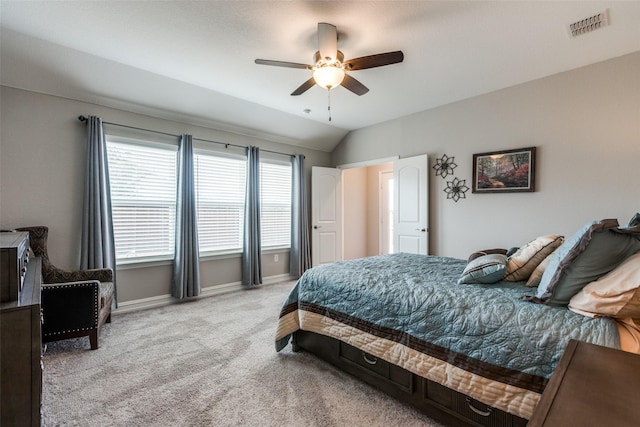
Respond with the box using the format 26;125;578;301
328;88;332;122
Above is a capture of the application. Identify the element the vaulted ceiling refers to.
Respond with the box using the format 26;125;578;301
2;1;639;152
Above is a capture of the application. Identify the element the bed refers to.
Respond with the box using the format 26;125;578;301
275;218;640;427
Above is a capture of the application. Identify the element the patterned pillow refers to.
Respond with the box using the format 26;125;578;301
458;254;508;284
569;251;640;318
536;219;640;306
504;235;564;282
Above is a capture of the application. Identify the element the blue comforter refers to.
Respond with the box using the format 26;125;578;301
276;253;619;417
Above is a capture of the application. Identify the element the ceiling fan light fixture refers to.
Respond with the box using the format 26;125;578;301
255;24;403;98
313;65;345;90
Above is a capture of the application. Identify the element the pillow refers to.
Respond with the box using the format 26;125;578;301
505;247;520;257
536;219;640;305
569;251;640;318
627;212;640;228
458;254;508;284
525;251;555;287
467;248;507;263
504;235;564;282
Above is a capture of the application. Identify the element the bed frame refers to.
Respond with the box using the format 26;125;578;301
292;330;528;427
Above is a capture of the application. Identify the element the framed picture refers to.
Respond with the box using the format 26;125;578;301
472;146;536;193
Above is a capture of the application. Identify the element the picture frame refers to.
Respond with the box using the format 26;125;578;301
472;146;536;193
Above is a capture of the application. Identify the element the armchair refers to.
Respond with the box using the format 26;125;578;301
16;226;114;350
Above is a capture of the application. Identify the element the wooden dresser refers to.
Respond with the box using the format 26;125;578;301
1;231;43;427
528;339;640;427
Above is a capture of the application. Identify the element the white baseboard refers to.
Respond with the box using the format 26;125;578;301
113;273;295;315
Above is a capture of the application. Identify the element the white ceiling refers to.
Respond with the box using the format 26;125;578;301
1;1;639;152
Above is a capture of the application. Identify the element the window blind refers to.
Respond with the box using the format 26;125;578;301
194;152;246;253
106;139;177;261
260;161;292;248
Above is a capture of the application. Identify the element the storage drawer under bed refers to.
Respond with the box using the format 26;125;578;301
338;341;413;393
426;380;521;427
292;330;528;427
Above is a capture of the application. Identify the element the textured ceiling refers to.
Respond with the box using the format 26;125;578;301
1;1;639;152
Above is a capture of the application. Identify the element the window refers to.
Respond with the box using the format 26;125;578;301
106;138;177;262
260;160;292;248
106;135;292;263
194;152;246;254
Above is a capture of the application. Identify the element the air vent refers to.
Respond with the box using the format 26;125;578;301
568;10;609;37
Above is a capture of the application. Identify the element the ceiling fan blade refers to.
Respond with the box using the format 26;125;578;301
341;74;369;96
318;22;338;61
291;77;316;96
344;51;404;71
255;59;312;70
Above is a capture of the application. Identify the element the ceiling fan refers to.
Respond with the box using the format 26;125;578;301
255;23;404;96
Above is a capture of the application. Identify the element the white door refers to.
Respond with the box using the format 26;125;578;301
393;155;428;254
380;170;394;255
311;166;342;266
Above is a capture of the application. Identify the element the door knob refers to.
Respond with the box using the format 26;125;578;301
314;225;322;229
415;228;426;232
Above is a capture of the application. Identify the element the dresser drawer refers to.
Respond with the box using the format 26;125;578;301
338;341;412;392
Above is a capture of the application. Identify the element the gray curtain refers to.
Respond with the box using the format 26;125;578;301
290;155;311;278
242;146;262;287
172;134;201;299
81;115;117;306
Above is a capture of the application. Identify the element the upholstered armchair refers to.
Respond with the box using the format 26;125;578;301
16;226;114;350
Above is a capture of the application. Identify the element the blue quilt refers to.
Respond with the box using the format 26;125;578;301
275;253;619;418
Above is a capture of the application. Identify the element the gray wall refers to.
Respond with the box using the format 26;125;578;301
332;52;640;259
0;87;331;304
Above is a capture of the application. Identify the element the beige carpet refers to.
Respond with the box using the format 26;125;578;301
42;281;444;427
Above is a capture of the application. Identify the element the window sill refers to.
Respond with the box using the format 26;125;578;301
263;247;291;254
116;257;173;270
116;248;291;269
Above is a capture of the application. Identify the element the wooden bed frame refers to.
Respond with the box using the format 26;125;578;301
292;330;528;427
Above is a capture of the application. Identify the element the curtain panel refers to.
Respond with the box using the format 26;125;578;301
242;146;262;287
81;115;118;305
172;134;201;299
290;155;311;277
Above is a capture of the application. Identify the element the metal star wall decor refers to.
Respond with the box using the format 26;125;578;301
432;154;457;178
444;177;469;202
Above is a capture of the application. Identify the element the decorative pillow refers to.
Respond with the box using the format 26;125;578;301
569;251;640;318
458;254;508;284
525;251;555;287
536;219;640;306
505;247;520;257
467;248;507;263
627;212;640;228
504;235;564;282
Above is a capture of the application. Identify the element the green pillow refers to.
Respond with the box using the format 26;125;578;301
536;219;640;305
458;254;508;284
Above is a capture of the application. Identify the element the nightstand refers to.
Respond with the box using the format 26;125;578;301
528;339;640;427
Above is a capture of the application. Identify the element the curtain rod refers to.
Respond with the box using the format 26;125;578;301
77;115;296;158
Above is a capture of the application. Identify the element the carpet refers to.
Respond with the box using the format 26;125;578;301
42;281;444;427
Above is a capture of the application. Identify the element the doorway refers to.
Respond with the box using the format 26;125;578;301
312;155;428;265
380;170;394;255
342;162;393;259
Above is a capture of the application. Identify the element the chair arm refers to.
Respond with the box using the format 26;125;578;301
41;281;100;337
46;266;113;284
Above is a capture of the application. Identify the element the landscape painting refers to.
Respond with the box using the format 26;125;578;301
472;147;536;193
